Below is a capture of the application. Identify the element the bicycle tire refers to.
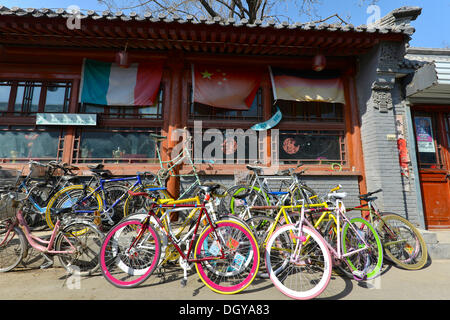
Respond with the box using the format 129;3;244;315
55;220;104;276
376;213;428;270
194;220;260;295
265;223;332;300
0;223;27;272
245;215;278;278
341;217;383;280
99;219;161;288
224;185;268;219
45;185;103;230
290;185;321;206
122;184;169;217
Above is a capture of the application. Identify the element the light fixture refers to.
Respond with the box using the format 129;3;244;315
312;53;326;72
115;42;129;68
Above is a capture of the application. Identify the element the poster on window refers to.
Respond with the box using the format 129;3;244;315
414;116;435;153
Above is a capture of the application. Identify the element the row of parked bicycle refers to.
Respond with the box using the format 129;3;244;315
0;159;428;300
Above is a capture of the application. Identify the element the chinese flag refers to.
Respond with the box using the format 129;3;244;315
192;64;263;110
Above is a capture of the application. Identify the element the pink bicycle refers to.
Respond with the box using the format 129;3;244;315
0;188;104;275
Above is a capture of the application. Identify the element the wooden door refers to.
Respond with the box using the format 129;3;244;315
412;108;450;229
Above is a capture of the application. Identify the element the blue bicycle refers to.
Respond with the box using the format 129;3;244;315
44;164;168;230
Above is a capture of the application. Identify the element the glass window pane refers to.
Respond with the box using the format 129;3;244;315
278;131;342;164
0;129;60;160
14;82;41;113
0;83;11;111
78;130;157;161
45;84;69;112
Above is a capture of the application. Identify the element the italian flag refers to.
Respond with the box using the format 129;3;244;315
269;67;345;104
79;59;164;106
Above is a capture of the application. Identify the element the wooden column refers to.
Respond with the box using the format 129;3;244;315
165;55;185;199
61;78;80;165
343;69;367;196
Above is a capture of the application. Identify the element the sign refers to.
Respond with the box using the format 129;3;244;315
36;113;97;126
414;116;435;153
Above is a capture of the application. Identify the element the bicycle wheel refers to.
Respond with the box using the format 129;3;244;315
376;213;428;270
245;215;277;278
123;184;169;217
224;185;268;219
265;224;332;300
55;221;104;276
290;185;321;206
99;219;161;288
194;220;259;295
45;185;103;230
341;217;383;280
0;223;27;272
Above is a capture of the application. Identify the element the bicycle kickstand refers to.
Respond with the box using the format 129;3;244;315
180;259;191;287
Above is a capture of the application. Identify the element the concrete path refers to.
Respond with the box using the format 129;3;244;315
0;256;449;301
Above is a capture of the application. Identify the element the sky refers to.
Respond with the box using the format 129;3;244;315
1;0;449;48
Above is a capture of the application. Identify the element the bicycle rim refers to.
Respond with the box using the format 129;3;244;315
377;214;428;270
194;220;259;295
265;224;332;300
341;217;383;280
56;221;104;276
0;224;26;272
99;219;161;288
45;185;103;230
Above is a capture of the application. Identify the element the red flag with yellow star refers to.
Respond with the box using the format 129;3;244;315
192;64;263;110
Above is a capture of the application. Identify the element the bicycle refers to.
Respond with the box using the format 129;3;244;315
223;163;319;220
99;184;260;295
347;189;428;270
16;160;79;230
265;192;383;299
148;132;227;200
44;165;167;230
0;187;104;275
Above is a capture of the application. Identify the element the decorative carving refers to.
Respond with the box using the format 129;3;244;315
371;89;392;112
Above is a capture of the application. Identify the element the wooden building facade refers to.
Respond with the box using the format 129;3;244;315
1;5;444;229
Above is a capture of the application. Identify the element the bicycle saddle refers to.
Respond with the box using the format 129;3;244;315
149;133;167;141
246;165;264;174
328;192;347;199
197;184;222;193
87;164;104;170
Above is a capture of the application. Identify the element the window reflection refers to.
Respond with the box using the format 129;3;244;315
75;128;159;163
0;128;62;161
0;82;11;111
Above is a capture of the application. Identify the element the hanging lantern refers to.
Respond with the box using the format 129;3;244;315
115;50;129;68
312;53;326;72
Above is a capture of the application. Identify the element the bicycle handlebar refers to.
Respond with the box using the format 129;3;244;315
358;189;382;199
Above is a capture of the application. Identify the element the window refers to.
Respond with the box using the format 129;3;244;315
278;130;345;165
274;100;346;166
0;80;72;115
79;87;164;119
0;126;64;162
73;127;160;164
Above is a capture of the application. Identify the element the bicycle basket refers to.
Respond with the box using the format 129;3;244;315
0;193;22;220
0;168;21;188
29;162;48;178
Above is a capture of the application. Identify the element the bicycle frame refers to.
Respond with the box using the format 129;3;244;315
154;136;203;199
72;175;166;218
2;208;78;255
133;198;227;264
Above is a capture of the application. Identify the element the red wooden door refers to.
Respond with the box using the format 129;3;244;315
412;108;450;229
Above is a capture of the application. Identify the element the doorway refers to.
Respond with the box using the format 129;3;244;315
412;107;450;229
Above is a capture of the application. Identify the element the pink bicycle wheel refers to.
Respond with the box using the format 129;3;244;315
99;219;161;288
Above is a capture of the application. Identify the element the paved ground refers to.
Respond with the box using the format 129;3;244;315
0;249;449;302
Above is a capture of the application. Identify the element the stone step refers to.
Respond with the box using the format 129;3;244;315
419;229;450;260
